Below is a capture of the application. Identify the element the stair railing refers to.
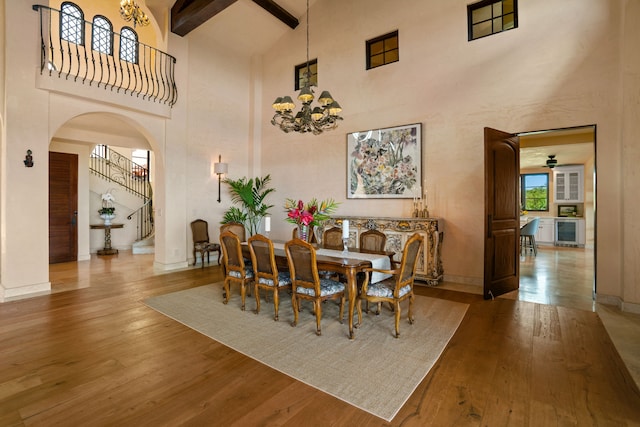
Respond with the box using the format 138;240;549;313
90;145;154;241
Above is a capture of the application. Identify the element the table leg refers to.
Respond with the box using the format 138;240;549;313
345;267;357;340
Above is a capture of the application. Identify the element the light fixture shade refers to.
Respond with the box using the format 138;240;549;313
272;97;283;110
311;107;324;121
328;101;342;116
297;86;314;103
318;91;334;106
281;96;295;111
214;162;228;175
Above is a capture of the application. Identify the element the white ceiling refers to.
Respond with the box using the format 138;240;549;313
519;127;595;170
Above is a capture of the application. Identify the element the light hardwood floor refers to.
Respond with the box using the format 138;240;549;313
0;250;639;426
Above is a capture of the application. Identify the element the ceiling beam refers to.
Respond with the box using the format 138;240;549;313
171;0;238;37
252;0;299;29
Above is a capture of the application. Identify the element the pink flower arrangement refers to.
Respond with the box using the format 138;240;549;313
284;198;339;227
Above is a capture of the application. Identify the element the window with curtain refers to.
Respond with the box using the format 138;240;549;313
60;2;84;45
92;16;113;55
119;27;138;63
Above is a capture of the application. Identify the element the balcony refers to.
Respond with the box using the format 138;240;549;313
33;5;177;113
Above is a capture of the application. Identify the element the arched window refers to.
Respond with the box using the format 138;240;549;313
60;2;84;45
92;15;113;55
119;27;138;64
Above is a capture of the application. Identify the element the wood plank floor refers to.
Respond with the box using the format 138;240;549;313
0;252;639;426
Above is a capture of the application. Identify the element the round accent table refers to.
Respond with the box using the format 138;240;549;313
90;223;124;255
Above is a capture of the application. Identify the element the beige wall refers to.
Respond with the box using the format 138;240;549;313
1;0;639;311
258;0;633;306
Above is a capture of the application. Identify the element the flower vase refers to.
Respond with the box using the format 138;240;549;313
100;213;116;226
298;224;309;242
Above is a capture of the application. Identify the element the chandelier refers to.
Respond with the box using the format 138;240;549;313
120;0;150;28
271;0;342;135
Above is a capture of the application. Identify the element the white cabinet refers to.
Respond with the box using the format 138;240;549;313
536;218;555;244
554;165;584;203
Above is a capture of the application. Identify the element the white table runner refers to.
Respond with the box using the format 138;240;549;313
271;242;391;283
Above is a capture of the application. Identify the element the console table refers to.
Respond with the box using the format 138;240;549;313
90;223;124;255
323;216;443;285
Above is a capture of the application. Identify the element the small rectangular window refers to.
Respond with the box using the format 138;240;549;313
295;59;317;90
520;173;549;212
366;31;399;70
468;0;517;41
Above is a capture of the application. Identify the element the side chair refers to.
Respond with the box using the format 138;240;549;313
359;229;387;252
220;231;254;310
285;238;345;336
220;221;246;242
248;234;292;321
357;233;423;338
322;227;343;250
190;219;221;267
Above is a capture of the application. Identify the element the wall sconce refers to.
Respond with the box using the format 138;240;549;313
24;149;34;167
214;154;228;203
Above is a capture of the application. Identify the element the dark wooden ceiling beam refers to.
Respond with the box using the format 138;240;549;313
171;0;239;37
252;0;298;29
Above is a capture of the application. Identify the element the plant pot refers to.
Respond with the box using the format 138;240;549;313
100;213;116;226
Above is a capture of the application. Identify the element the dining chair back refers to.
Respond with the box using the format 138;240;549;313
220;221;246;242
220;231;253;310
520;217;540;256
359;229;387;252
357;232;424;338
248;234;292;321
285;238;345;336
322;227;343;249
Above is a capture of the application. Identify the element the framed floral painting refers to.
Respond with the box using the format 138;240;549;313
347;123;422;199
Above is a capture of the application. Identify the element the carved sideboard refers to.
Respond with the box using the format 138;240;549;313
323;216;443;285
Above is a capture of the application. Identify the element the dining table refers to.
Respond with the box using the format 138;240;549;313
242;241;393;339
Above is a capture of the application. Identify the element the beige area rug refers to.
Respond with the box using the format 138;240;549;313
144;284;469;421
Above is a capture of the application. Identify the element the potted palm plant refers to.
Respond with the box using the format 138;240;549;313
222;175;275;236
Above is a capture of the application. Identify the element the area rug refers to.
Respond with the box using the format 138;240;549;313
144;283;468;421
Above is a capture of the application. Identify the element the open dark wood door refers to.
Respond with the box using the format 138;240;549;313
484;127;520;299
49;152;78;264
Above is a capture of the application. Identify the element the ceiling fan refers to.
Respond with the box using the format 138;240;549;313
543;155;558;168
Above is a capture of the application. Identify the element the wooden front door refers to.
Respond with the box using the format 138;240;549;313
484;127;520;299
49;152;78;264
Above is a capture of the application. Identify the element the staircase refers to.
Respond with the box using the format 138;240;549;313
90;145;154;253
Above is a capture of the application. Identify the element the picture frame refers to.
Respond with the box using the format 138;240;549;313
346;123;422;199
558;205;577;217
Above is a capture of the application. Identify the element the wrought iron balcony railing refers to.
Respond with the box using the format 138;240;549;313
33;5;178;107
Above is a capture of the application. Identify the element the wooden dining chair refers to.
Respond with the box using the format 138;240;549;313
190;219;221;267
359;229;387;252
220;221;246;242
248;234;292;321
220;231;254;310
285;238;345;336
357;233;423;338
322;227;343;249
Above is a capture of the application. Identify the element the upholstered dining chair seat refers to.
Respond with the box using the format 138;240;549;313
295;279;345;297
258;272;292;287
365;281;411;299
229;267;254;279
